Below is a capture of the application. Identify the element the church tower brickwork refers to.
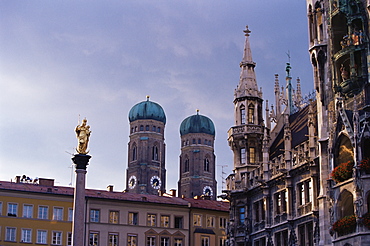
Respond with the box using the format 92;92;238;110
126;97;167;195
178;111;217;200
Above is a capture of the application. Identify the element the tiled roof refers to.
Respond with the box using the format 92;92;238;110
0;181;187;206
269;102;317;160
183;198;229;212
0;181;229;210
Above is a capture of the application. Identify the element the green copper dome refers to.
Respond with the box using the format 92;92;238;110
180;111;215;136
129;97;166;124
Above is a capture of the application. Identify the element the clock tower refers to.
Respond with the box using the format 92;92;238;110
126;96;166;195
178;110;217;200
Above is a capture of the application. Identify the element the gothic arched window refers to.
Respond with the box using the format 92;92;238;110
152;146;159;161
204;158;210;172
184;158;189;172
132;145;137;161
240;105;246;124
248;104;255;124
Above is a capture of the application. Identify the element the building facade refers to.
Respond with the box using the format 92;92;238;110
0;177;228;246
178;111;217;200
224;1;370;245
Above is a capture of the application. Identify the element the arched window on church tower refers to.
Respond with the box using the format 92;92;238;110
248;104;255;124
240;105;246;124
132;145;137;161
204;158;210;172
152;145;159;161
184;158;189;172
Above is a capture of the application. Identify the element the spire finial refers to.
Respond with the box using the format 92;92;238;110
146;95;150;101
243;25;251;36
196;109;199;115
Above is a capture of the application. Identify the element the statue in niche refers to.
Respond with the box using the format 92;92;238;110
340;64;349;81
75;118;91;154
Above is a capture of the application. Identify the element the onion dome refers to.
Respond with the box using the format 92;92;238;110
180;110;215;136
129;96;166;124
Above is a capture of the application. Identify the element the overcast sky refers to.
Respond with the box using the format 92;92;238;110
0;1;313;195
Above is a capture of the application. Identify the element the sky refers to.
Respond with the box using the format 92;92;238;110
0;1;313;195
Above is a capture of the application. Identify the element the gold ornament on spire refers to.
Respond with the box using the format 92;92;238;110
75;118;91;154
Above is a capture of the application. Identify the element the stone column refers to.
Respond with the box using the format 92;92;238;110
71;154;91;246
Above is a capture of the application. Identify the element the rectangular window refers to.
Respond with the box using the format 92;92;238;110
147;236;156;246
174;238;183;246
298;222;313;246
274;230;288;246
90;209;100;222
6;227;16;242
23;204;33;218
160;215;170;228
206;215;215;228
241;108;246;124
67;232;72;246
248;106;254;124
53;207;63;221
174;216;183;228
127;234;137;246
249;147;255;163
161;237;170;246
239;207;245;225
128;212;138;225
254;201;260;222
254;237;266;246
109;211;119;224
219;237;227;246
52;231;62;245
147;214;157;227
0;201;2;215
275;191;286;215
298;182;305;205
7;203;18;216
38;205;48;219
240;148;246;164
89;232;99;246
68;208;73;221
201;236;210;246
109;233;119;246
219;217;227;229
21;228;32;243
37;230;47;244
193;214;202;226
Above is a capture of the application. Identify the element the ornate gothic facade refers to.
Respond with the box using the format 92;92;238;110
223;1;370;245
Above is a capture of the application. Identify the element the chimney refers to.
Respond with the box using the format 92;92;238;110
170;189;177;197
15;176;21;183
107;185;114;192
38;178;54;186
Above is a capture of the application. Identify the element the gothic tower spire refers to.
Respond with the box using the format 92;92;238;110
228;25;264;181
235;26;261;100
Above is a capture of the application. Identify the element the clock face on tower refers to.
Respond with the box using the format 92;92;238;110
203;186;213;197
150;176;161;189
128;175;137;189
